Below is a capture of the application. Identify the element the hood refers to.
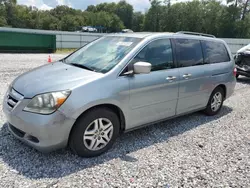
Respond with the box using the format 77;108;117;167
12;62;103;98
237;44;250;54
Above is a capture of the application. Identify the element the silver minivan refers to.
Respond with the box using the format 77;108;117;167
3;32;236;157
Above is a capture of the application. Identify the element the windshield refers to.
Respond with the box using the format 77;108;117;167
64;36;141;73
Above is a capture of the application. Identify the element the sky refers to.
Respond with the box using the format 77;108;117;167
17;0;151;12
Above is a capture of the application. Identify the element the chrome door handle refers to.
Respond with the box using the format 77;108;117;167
166;76;176;82
183;74;192;79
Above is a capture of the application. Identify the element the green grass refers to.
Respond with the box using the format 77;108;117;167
55;48;77;54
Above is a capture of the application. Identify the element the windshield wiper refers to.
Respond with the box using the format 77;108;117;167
69;63;96;72
59;59;66;63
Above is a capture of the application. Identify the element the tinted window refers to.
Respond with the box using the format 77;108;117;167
175;39;203;67
131;39;174;71
201;41;230;64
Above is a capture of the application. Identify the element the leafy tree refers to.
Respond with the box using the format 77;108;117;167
39;11;60;30
0;4;7;26
50;5;76;18
92;11;124;32
227;0;250;20
201;0;223;36
144;0;162;31
0;0;250;37
60;15;79;31
132;12;144;32
115;0;133;29
86;5;96;12
236;15;250;37
109;13;125;32
82;11;96;26
0;0;16;4
86;1;132;29
95;2;117;13
4;0;17;27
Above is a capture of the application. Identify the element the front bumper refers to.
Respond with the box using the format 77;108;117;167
236;68;250;77
3;95;75;153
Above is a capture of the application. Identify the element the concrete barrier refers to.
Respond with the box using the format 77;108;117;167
0;27;249;54
0;30;56;53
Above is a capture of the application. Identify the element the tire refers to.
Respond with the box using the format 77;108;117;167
69;107;120;157
204;87;224;116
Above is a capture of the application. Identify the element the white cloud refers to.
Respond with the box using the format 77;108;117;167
17;0;151;12
127;0;150;12
17;0;41;7
40;3;53;10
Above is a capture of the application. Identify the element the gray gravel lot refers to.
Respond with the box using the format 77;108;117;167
0;54;249;188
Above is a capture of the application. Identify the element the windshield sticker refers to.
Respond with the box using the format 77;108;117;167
116;42;133;47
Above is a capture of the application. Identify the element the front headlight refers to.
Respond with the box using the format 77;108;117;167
24;90;71;114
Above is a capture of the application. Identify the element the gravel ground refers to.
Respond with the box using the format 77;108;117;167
0;54;249;188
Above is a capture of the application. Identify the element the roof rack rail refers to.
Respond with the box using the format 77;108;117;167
176;31;216;38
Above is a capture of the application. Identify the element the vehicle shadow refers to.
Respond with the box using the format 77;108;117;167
0;106;233;179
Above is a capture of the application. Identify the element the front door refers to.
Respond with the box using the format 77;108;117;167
127;38;179;129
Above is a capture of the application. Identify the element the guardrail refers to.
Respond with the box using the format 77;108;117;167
0;27;249;54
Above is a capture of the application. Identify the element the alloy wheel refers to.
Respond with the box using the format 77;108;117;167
83;118;114;151
211;92;222;112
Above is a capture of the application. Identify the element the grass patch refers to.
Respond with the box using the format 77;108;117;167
56;48;77;54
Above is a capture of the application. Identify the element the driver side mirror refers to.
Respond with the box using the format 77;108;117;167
123;62;152;76
133;62;152;74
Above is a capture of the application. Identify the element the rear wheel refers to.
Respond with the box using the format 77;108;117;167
204;87;224;116
69;107;120;157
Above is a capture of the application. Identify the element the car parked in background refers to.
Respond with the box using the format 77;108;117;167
82;26;97;33
121;29;133;33
3;31;236;157
235;43;250;78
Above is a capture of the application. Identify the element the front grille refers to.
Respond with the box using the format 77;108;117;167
6;88;24;110
9;123;25;138
7;95;18;108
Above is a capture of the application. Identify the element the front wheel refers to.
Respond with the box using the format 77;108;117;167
204;87;224;116
69;108;120;157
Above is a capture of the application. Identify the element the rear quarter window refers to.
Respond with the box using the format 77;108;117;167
201;41;230;64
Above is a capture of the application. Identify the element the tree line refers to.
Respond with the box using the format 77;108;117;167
0;0;249;38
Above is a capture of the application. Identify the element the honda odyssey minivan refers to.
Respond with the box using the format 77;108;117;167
3;31;236;157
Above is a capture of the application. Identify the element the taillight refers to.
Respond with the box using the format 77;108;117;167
233;67;237;77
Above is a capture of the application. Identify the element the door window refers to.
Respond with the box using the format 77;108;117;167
201;41;230;64
175;39;204;67
131;39;174;71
